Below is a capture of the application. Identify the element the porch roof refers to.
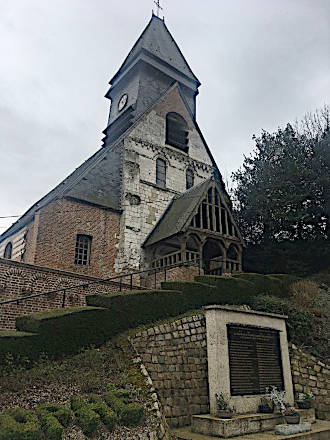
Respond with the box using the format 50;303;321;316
143;178;212;248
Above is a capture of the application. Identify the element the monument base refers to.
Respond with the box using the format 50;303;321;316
191;409;315;438
173;419;330;440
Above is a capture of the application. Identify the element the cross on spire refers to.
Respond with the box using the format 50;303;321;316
153;0;163;17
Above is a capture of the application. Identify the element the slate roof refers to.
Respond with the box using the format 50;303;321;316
143;178;212;247
0;142;123;242
111;14;200;86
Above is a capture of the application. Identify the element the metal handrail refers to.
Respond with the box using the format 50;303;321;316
0;259;201;308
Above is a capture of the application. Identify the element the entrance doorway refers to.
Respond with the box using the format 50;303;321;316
202;239;224;275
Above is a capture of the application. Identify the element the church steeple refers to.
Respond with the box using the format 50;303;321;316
103;14;200;146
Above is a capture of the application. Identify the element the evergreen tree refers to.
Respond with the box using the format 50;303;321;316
233;107;329;275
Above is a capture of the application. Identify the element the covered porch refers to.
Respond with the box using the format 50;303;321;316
143;178;244;275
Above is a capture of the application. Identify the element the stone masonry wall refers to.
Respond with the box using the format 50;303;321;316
130;315;330;429
116;86;213;273
290;344;330;420
0;258;140;330
130;314;208;428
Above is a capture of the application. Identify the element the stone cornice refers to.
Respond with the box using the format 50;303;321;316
128;137;213;172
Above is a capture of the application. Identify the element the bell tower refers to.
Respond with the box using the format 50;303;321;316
102;14;200;146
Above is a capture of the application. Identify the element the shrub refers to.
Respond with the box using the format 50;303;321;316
75;405;100;436
39;414;62;440
120;403;145;426
104;392;125;415
252;295;315;346
290;280;320;309
165;278;256;307
104;391;144;426
3;307;113;362
88;396;118;432
37;404;71;428
70;396;84;412
87;289;185;328
71;395;118;435
0;273;300;365
0;407;42;440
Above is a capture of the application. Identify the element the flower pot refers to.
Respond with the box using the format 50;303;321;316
217;409;235;419
258;404;274;414
284;414;300;424
297;400;312;409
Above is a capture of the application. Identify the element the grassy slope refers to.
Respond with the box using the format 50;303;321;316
0;337;158;440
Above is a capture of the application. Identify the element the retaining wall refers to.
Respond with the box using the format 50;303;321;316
0;258;138;330
130;314;330;428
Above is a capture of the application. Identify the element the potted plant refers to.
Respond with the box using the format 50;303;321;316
265;386;287;413
215;393;235;419
282;403;300;424
296;392;313;409
258;396;274;414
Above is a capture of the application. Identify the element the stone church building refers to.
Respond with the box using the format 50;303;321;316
0;14;243;280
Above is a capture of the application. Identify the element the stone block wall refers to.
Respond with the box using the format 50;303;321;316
130;314;330;429
290;344;330;420
130;314;209;428
0;258;138;330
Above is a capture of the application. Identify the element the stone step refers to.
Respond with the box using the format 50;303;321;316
172;420;330;440
191;410;315;438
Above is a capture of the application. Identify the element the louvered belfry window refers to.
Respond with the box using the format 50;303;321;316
227;324;284;396
166;112;189;153
74;234;92;265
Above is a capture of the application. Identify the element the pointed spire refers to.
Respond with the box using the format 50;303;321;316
110;15;200;86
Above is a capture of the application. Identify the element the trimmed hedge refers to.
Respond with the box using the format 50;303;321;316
0;274;300;364
86;289;185;327
195;273;300;300
0;307;115;362
0;407;42;440
162;278;256;307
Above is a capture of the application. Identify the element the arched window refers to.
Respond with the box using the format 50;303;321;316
186;168;194;189
4;242;13;259
166;112;189;152
156;158;166;188
74;234;92;265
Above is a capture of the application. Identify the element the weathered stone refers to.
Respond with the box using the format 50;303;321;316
274;422;311;435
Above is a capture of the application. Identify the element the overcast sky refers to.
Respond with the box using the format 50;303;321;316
1;0;329;232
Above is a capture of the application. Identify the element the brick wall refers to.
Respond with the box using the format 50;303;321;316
31;198;120;278
130;315;330;429
142;265;201;289
290;344;330;420
130;314;208;428
0;258;138;330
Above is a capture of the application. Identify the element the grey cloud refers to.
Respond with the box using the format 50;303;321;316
0;0;329;232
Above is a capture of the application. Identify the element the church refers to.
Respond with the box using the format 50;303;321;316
0;14;243;280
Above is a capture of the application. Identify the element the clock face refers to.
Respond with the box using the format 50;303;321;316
118;93;128;112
